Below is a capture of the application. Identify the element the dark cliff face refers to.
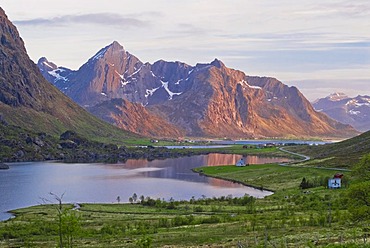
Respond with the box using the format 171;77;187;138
0;8;53;110
38;40;359;139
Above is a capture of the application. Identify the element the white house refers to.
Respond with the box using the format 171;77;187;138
328;178;341;189
236;158;247;167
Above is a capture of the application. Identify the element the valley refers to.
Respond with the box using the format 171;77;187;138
0;4;369;248
1;150;369;247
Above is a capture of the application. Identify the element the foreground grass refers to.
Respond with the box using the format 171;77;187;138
193;163;336;191
0;163;367;247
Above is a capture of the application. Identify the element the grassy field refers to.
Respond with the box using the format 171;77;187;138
193;163;337;191
2;156;369;247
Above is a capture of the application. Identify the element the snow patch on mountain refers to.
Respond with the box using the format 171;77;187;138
349;110;361;115
328;92;348;101
43;61;55;70
145;87;160;98
129;65;143;78
239;80;262;90
48;69;68;83
150;71;157;78
161;80;182;100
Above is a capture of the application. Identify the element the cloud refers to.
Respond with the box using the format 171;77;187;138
14;13;147;28
175;23;208;35
293;1;370;18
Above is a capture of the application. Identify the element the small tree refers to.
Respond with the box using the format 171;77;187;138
48;192;81;248
62;211;81;248
49;192;65;248
299;177;313;189
132;193;138;203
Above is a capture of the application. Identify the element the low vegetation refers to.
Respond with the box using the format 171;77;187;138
1;153;370;247
285;131;370;168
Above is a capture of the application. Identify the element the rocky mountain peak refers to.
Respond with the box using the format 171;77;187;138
37;57;58;72
103;40;126;58
210;58;225;69
109;40;124;51
0;7;6;17
328;92;348;101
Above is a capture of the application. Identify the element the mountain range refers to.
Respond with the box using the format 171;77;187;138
313;93;370;132
38;41;357;139
0;8;137;143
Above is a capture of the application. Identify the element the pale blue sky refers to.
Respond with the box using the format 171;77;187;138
2;0;369;100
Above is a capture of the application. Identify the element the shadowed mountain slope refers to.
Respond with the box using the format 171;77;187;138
0;8;139;143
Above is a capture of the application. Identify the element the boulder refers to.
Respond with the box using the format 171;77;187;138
0;162;9;170
33;136;45;147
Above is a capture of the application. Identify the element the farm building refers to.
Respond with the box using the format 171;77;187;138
328;173;343;189
236;158;247;167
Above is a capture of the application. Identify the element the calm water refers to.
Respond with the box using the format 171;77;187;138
0;154;287;221
212;140;330;145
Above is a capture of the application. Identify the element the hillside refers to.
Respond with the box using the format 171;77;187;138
38;42;358;139
286;130;370;167
0;8;139;144
88;98;185;138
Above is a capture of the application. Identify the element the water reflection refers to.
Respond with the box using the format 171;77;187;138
0;154;286;221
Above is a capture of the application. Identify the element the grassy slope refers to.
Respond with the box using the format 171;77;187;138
193;163;336;191
0;102;142;145
284;130;370;168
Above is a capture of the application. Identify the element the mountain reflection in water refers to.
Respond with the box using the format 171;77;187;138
0;154;287;221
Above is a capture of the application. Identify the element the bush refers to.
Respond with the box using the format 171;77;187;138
299;177;314;189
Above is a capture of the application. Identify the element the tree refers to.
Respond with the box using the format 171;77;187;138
48;192;81;248
62;211;81;248
352;153;370;181
299;177;313;189
49;192;65;248
132;193;138;203
116;196;121;203
346;181;370;222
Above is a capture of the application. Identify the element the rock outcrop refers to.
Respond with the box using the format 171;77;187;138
0;162;9;170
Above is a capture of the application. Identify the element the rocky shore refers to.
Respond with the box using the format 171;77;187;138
0;128;208;163
0;163;9;170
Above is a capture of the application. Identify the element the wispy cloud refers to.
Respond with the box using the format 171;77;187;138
294;1;370;18
14;13;147;28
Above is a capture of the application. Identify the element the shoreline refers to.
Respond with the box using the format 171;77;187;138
191;168;275;195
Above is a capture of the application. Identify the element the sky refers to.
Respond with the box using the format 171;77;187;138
1;0;370;101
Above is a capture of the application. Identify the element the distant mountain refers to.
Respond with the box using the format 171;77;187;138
38;41;358;139
313;93;370;132
0;8;138;143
